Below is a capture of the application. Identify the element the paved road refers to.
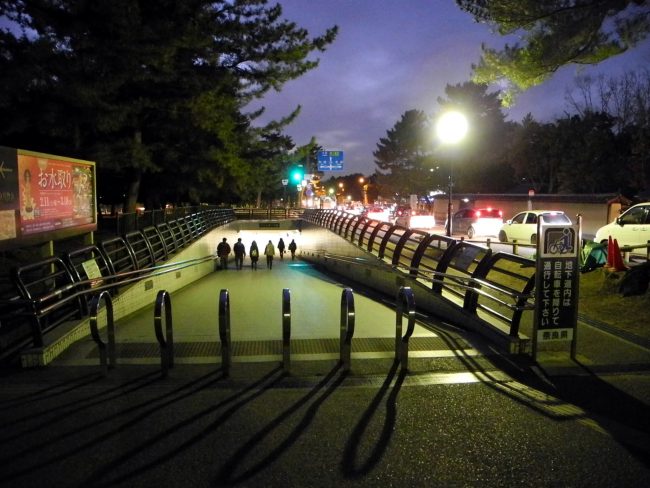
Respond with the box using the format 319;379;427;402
1;258;649;487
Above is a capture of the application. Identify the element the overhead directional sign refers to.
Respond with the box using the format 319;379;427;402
317;150;344;171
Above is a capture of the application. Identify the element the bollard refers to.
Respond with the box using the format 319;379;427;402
512;239;519;255
339;288;355;371
219;289;231;376
89;291;115;377
395;286;416;372
282;288;291;373
154;290;174;378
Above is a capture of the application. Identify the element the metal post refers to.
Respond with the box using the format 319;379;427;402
395;286;416;372
446;165;453;237
282;288;291;373
89;291;115;377
154;290;174;378
219;289;231;376
339;288;355;371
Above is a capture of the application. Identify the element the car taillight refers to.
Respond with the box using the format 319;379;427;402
475;210;481;218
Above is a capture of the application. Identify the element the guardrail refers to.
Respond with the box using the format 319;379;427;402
98;205;234;236
233;208;303;220
302;209;536;339
620;241;650;263
1;207;235;355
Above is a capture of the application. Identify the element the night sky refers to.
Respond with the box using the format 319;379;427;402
250;0;650;176
2;1;649;177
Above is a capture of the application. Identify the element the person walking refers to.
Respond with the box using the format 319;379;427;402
233;237;246;270
249;240;260;270
264;239;275;269
216;237;231;270
277;238;286;260
288;239;297;260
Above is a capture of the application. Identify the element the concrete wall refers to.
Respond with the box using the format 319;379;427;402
298;221;527;354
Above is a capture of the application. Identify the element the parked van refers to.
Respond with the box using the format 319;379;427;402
595;202;650;253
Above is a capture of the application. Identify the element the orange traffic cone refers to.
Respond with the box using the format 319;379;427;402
606;236;614;269
612;238;628;272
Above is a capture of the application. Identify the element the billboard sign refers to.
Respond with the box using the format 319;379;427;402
317;150;344;171
0;147;96;249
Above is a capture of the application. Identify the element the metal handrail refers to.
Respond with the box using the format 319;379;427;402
282;288;291;373
339;288;355;371
303;249;535;311
219;289;231;376
5;254;219;323
89;291;115;377
154;290;174;377
395;286;416;371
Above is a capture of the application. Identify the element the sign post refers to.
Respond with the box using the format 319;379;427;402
532;218;580;360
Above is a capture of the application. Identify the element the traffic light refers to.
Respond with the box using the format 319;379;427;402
290;165;304;184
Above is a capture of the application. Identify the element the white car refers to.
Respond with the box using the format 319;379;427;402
499;210;571;245
594;202;650;253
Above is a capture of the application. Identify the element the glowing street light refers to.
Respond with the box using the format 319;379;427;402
436;110;468;237
359;176;368;205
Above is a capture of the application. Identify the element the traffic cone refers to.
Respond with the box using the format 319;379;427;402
612;238;628;272
606;236;614;268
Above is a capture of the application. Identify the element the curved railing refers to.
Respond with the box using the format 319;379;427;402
6;207;236;351
302;209;536;338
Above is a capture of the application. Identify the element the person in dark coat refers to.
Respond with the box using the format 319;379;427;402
249;240;260;270
216;237;231;270
277;238;286;260
288;239;297;260
233;237;246;270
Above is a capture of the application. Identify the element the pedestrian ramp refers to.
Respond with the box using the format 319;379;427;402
52;260;492;378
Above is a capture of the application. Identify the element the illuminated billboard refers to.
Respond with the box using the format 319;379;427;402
0;146;96;249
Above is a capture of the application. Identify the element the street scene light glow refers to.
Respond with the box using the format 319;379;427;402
436;111;468;144
436;110;468;237
290;166;304;183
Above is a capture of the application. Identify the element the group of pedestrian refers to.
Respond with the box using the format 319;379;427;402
216;237;297;270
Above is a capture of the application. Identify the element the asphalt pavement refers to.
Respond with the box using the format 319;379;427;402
1;258;648;487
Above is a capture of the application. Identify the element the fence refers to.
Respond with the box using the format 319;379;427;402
1;208;235;356
302;209;537;341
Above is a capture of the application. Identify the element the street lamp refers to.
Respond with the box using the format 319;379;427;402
359;177;368;205
436;111;468;237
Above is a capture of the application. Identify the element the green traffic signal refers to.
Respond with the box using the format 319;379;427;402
290;165;304;183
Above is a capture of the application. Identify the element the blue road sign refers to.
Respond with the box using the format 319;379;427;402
317;150;344;171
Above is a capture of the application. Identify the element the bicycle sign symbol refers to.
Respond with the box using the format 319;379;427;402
544;228;576;256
